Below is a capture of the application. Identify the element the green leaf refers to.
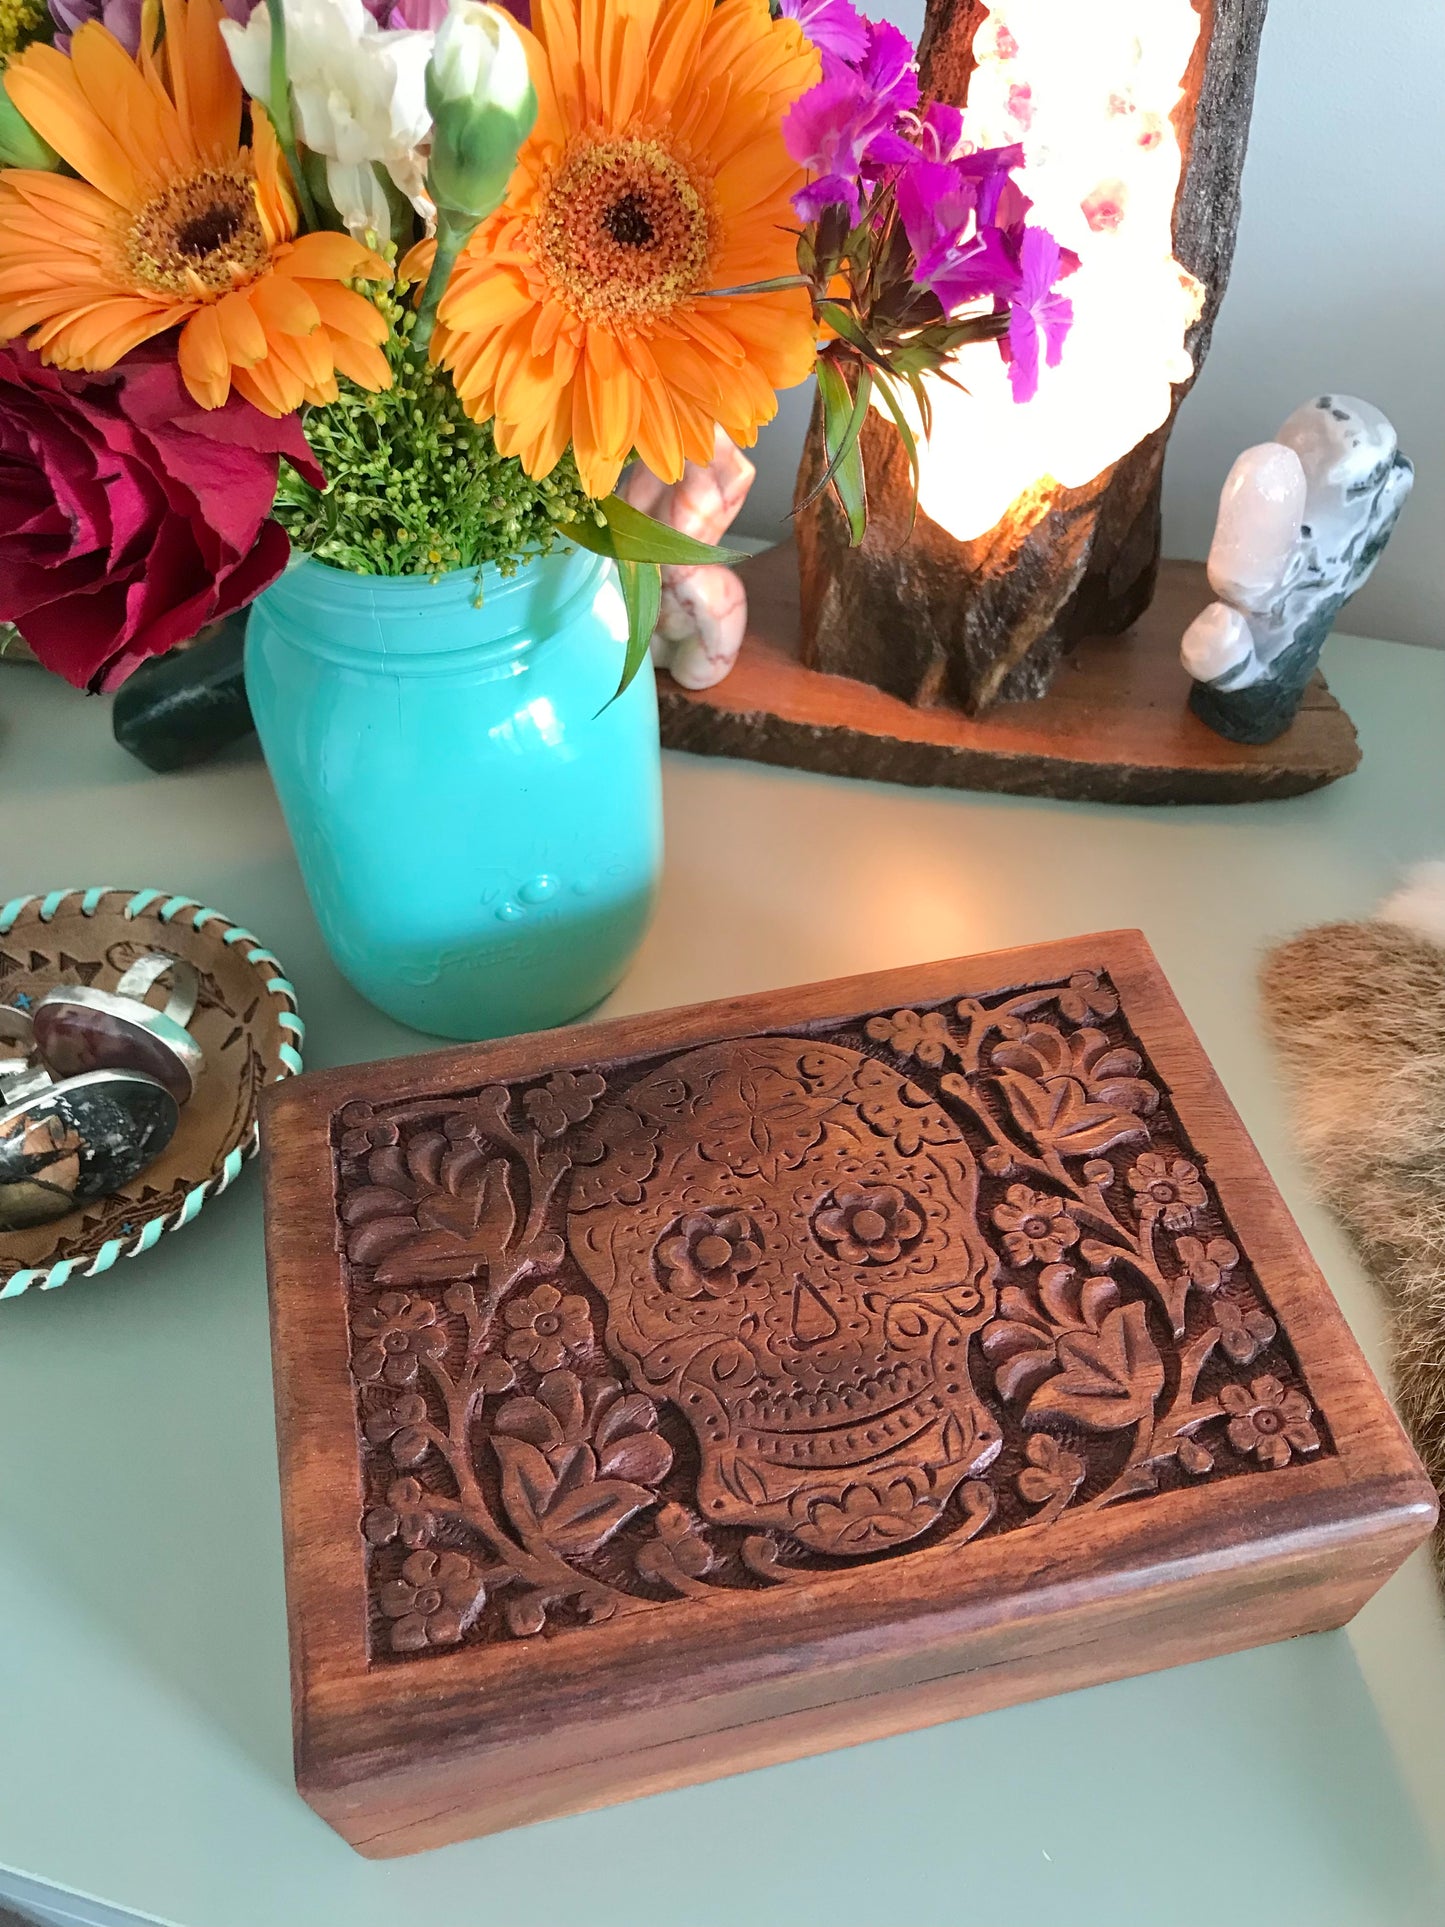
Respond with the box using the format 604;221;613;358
816;301;892;375
906;370;934;442
871;372;919;539
604;557;662;706
696;274;810;299
813;356;870;545
796;355;866;517
564;494;746;567
263;0;320;231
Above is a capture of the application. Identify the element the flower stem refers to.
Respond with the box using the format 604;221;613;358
264;0;320;233
413;207;471;355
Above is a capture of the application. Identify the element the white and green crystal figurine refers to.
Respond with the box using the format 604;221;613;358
1181;396;1413;744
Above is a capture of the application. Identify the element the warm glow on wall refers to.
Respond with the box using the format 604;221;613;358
910;0;1206;543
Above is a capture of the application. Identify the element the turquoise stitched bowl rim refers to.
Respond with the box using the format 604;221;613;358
0;886;303;1298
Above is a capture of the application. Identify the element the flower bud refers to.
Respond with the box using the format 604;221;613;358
0;67;59;170
424;0;536;220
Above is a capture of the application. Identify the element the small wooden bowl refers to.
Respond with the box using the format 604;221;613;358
0;887;302;1298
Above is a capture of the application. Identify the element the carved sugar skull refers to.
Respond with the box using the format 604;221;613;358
566;1036;1001;1554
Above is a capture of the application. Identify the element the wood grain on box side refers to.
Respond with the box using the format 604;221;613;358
261;932;1434;1855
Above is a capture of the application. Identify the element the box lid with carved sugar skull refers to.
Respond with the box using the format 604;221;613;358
260;931;1434;1858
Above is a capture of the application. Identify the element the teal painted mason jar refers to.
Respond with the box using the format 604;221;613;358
245;547;661;1040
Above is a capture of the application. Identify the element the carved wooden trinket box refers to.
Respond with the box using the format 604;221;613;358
262;933;1434;1856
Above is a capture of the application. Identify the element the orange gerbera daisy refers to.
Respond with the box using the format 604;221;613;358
0;0;391;415
433;0;821;499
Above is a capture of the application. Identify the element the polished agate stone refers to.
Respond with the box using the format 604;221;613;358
34;991;200;1104
0;1071;179;1229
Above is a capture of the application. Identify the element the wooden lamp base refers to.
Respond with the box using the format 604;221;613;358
656;544;1361;805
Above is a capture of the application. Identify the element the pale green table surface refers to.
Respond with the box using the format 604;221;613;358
2;632;1444;1927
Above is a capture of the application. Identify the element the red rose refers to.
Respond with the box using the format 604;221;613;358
0;341;324;691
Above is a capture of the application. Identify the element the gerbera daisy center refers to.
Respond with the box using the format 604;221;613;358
126;166;271;299
533;136;715;322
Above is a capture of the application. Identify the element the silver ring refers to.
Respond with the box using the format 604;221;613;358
0;1059;53;1106
113;954;200;1030
32;954;203;1106
0;1003;35;1057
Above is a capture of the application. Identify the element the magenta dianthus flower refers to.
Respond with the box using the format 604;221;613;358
776;0;868;67
1002;227;1076;402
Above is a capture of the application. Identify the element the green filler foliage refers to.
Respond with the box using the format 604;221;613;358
273;281;598;581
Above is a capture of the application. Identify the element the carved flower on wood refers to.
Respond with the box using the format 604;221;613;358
814;1184;924;1265
523;1069;607;1139
864;1007;953;1067
503;1282;591;1370
992;1185;1079;1267
379;1549;481;1652
1127;1153;1207;1231
364;1392;432;1467
800;1473;942;1554
1220;1375;1319;1468
363;1475;434;1548
337;1104;398;1156
491;1370;674;1559
1212;1292;1277;1366
657;1210;762;1297
1016;1431;1086;1508
351;1292;447;1387
982;1024;1158;1158
636;1501;714;1583
1056;970;1119;1024
1176;1234;1239;1289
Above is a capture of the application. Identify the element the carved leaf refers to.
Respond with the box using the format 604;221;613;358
348;1216;417;1266
494;1434;559;1536
995;1348;1057;1405
549;1442;598;1499
1087;1045;1144;1081
406;1130;447;1189
367;1144;410;1191
598;1431;673;1484
537;1368;585;1440
541;1479;658;1557
410;1154;515;1245
995;1071;1149;1158
372;1231;480;1285
417;1186;484;1239
1091;1075;1159;1115
492;1397;560;1448
1079;1238;1124;1271
342;1187;409;1226
369;1152;532;1285
1024;1302;1165;1433
1034;1265;1118;1333
595;1392;658;1451
440;1138;486;1194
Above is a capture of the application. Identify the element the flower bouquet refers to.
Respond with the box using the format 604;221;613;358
0;0;1074;1035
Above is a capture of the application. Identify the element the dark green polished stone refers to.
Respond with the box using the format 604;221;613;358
111;613;253;773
